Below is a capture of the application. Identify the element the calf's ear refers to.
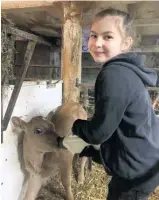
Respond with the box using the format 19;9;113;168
11;116;27;132
46;111;54;121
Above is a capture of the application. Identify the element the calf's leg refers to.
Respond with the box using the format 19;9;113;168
24;173;42;200
59;152;74;200
78;156;88;184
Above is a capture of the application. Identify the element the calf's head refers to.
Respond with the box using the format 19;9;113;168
11;116;58;152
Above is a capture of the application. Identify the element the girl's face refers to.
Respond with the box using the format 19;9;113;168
88;15;132;64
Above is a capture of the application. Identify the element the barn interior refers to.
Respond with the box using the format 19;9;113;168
1;1;159;200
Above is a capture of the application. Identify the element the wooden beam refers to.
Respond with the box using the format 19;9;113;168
134;18;159;27
82;66;159;71
81;46;159;53
82;65;101;69
152;68;159;72
1;1;54;10
2;41;36;132
80;83;159;92
2;24;52;46
61;2;82;102
82;67;159;71
148;87;159;92
14;64;159;72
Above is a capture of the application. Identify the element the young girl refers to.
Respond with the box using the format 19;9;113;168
72;8;159;200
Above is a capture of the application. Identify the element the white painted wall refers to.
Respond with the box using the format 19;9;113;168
0;80;63;200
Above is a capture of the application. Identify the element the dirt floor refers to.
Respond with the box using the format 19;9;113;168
36;158;159;200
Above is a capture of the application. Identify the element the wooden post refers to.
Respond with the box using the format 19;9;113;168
61;2;82;102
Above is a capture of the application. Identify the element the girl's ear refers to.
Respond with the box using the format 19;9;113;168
121;36;133;52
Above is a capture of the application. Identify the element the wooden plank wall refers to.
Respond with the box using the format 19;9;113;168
14;41;60;80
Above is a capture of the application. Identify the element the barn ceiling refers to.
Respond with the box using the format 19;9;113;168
1;1;159;50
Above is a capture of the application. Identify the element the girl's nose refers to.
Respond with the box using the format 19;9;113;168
95;37;103;48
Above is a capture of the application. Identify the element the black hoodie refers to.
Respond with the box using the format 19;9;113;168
72;52;159;191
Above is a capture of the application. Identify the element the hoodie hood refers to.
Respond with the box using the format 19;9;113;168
103;52;157;87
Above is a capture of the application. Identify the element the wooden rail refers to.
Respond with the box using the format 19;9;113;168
2;24;52;46
15;65;159;71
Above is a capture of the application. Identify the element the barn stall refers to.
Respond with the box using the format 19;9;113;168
1;1;159;200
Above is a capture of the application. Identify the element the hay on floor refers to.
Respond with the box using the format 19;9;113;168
36;157;159;200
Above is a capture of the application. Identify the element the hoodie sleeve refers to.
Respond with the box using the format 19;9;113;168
72;66;132;145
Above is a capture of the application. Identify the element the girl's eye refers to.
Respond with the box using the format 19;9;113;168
104;35;113;40
90;34;97;39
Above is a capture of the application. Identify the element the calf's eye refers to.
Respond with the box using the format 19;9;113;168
34;128;42;135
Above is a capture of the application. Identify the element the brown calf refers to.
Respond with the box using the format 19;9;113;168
11;102;88;200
